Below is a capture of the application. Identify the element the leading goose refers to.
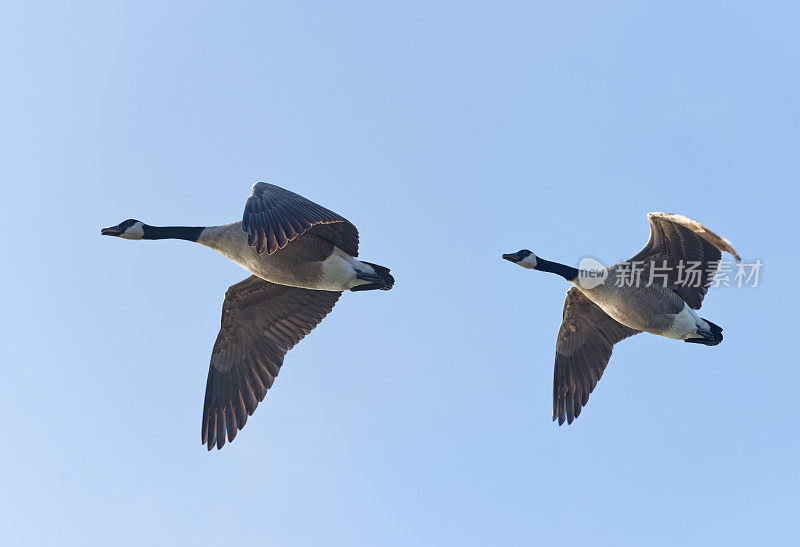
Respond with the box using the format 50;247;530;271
102;182;394;449
502;212;740;425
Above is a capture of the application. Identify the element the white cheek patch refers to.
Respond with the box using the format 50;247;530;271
120;221;144;240
518;254;538;269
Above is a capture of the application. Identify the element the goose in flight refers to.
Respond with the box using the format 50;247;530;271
502;212;740;425
101;183;394;449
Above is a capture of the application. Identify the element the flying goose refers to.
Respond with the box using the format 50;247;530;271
101;182;394;449
502;212;740;425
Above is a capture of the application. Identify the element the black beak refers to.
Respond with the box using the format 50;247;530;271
101;226;122;236
502;252;520;262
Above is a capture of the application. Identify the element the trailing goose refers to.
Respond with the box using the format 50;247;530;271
502;212;740;426
101;182;394;449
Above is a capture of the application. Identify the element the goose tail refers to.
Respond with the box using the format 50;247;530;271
704;319;724;345
350;262;394;292
684;319;723;346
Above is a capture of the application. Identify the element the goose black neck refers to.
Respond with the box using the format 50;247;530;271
142;225;204;242
536;258;579;281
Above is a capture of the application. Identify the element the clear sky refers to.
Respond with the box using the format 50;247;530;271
1;2;798;545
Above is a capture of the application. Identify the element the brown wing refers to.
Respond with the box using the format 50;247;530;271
202;276;341;450
242;182;359;256
554;288;640;425
622;212;741;309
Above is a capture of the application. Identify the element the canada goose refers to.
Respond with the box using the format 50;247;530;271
502;212;740;425
101;182;394;449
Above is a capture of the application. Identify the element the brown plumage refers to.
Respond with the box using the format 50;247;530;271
242;182;359;256
101;182;393;451
623;212;741;309
202;276;341;450
542;212;741;425
553;288;640;425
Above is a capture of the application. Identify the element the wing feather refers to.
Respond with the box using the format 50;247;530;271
620;212;740;309
201;275;341;450
242;183;359;256
553;288;640;425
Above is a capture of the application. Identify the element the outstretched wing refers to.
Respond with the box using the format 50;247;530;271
242;182;359;256
553;288;640;425
622;212;740;309
202;275;341;450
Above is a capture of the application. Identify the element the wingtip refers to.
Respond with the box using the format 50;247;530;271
202;432;215;451
649;211;741;260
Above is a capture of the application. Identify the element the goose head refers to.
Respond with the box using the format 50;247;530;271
101;219;145;240
502;249;538;269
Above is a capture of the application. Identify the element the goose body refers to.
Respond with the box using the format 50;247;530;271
503;212;740;425
197;221;378;291
575;276;697;339
102;183;393;449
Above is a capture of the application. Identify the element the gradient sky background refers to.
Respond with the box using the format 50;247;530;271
1;2;798;545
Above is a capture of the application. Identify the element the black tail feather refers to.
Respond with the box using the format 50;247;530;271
350;262;394;292
705;319;723;344
684;318;723;346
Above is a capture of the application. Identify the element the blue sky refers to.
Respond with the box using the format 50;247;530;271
1;1;798;545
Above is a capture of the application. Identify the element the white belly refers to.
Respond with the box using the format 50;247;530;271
316;248;374;291
664;305;708;340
